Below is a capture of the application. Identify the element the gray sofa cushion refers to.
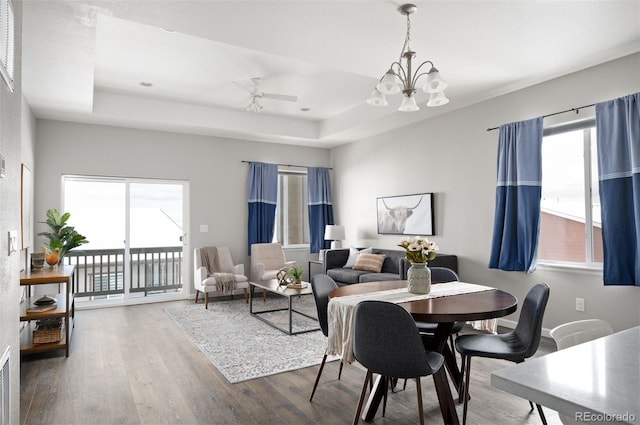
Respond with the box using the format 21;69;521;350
327;268;366;284
358;272;402;283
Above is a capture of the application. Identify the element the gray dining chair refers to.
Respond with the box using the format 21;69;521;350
309;274;343;402
395;267;465;394
352;300;444;425
455;282;550;425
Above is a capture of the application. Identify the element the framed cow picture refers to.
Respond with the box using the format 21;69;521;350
377;193;434;235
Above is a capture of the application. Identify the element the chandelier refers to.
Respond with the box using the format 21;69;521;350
367;4;448;112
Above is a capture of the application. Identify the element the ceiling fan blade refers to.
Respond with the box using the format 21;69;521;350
262;93;298;103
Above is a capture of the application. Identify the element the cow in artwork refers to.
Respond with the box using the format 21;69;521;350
378;196;423;234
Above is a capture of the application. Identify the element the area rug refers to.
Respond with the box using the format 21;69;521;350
164;296;337;383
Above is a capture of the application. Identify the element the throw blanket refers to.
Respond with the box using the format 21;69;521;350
200;247;237;294
327;281;494;363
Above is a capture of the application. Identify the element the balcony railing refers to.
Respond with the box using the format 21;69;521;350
63;246;183;298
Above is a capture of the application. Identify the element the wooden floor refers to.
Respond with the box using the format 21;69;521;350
20;299;562;425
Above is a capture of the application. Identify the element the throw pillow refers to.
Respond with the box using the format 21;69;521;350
352;253;386;273
345;247;373;268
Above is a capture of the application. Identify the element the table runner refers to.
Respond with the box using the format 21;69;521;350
327;281;494;363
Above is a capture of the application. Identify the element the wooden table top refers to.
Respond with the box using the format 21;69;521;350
329;280;518;322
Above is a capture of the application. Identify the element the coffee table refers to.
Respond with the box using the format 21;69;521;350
249;279;320;335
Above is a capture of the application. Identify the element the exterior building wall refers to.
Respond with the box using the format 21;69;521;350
539;212;603;263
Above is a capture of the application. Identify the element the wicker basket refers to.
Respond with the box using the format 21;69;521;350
33;321;63;344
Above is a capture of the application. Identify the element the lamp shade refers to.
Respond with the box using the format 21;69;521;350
426;91;449;107
376;70;402;95
324;225;345;241
398;95;419;112
366;88;388;106
423;68;448;93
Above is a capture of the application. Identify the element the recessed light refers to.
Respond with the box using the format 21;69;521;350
140;82;153;87
162;28;176;33
300;108;310;112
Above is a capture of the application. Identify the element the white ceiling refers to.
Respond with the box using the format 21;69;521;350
21;1;640;148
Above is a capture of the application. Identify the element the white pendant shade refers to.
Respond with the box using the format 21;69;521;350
423;69;448;93
366;88;388;106
376;70;402;95
426;91;449;107
398;95;419;112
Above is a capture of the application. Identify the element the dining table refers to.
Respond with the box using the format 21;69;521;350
328;280;518;425
492;326;640;425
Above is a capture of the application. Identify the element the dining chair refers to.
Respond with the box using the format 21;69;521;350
400;267;464;394
309;274;344;402
352;300;444;425
455;282;550;425
549;319;613;425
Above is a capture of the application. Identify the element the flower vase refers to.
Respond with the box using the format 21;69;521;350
407;262;431;294
45;250;60;267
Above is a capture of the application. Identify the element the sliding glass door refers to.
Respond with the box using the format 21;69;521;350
62;176;189;306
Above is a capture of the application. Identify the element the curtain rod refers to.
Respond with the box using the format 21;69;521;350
486;102;596;132
241;160;332;170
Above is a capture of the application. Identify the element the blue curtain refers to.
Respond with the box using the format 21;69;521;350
596;92;640;286
489;117;543;272
307;167;334;253
247;162;278;255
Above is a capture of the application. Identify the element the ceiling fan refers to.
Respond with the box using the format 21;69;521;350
242;77;298;113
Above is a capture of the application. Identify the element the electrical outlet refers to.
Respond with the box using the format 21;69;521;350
575;297;585;312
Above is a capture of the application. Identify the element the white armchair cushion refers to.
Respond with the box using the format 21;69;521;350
194;247;248;292
250;243;296;281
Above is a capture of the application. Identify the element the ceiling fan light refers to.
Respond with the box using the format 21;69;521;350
376;70;402;95
366;88;388;106
426;91;449;107
245;100;263;113
423;68;448;93
398;94;420;112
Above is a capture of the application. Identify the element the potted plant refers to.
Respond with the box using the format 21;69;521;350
287;267;305;285
38;208;89;265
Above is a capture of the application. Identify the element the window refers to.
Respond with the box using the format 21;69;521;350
538;119;602;266
273;170;309;247
0;0;14;91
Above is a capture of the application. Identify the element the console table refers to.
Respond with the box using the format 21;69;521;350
20;265;76;357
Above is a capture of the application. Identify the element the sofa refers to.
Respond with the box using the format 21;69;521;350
322;247;458;286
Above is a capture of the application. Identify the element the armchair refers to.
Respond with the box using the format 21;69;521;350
250;243;296;300
194;246;249;309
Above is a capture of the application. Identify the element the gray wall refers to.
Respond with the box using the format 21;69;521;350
331;53;640;332
0;0;23;421
30;54;640;334
34;121;331;290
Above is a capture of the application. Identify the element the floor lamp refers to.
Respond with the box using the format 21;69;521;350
324;225;345;249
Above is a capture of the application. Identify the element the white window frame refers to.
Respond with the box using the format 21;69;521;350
538;118;602;271
0;0;14;92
